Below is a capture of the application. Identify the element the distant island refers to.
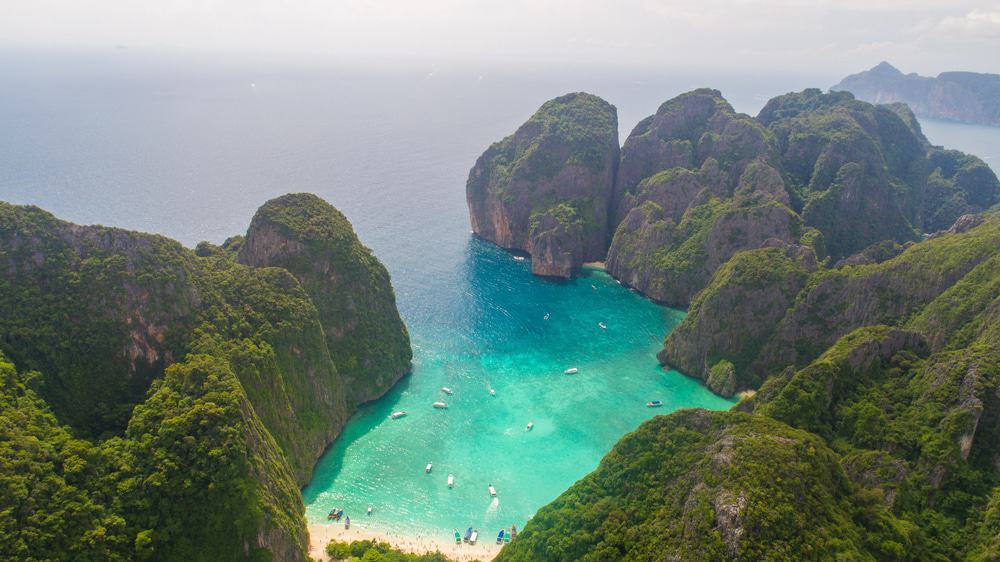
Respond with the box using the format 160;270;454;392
833;61;1000;127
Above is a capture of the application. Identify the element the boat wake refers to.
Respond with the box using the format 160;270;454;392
486;497;500;514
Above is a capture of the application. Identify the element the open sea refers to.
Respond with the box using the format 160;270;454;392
1;51;996;541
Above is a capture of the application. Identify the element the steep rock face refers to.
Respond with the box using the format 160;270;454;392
0;203;201;434
238;193;412;407
659;243;818;394
0;350;310;562
0;195;415;560
662;212;1000;395
760;88;998;253
752;323;999;508
606;90;802;306
833;61;1000;127
466;92;619;278
496;410;884;562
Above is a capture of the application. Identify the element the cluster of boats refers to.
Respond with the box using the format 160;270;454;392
388;384;501;419
455;524;517;545
326;508;351;529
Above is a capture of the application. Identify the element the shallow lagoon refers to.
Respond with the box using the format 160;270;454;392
302;241;734;536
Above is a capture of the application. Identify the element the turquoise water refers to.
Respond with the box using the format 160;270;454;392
301;244;733;535
5;51;997;542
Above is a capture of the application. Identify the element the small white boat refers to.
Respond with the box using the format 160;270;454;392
448;474;455;488
526;421;534;431
513;256;525;261
470;530;479;544
598;322;606;329
564;367;578;374
489;388;496;397
367;505;373;515
543;313;550;320
433;401;448;409
488;484;497;497
591;284;597;289
441;387;453;395
426;462;433;473
390;411;407;419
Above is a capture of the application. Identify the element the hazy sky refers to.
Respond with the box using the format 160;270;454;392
2;0;998;74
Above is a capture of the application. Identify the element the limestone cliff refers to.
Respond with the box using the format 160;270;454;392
833;61;1000;127
496;410;884;561
238;193;412;408
466;92;619;278
0;195;414;561
662;212;1000;396
659;242;818;394
606;89;800;305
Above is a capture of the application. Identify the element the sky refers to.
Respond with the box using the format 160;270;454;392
1;0;999;74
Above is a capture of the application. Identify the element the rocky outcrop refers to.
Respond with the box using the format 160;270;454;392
238;193;412;408
496;410;878;561
605;90;801;306
467;87;997;304
466;92;619;278
659;242;818;395
0;195;416;561
662;212;1000;394
833;61;1000;127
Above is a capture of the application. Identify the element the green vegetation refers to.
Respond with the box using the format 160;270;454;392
325;540;453;561
0;195;412;561
664;211;1000;393
466;92;619;276
497;410;913;561
238;193;412;410
504;210;1000;560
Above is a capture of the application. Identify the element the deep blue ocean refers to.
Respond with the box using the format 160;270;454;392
2;51;996;544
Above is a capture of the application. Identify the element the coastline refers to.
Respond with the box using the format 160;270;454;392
309;522;503;561
582;260;606;270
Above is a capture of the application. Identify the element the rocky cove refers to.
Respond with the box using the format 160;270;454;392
467;86;1000;397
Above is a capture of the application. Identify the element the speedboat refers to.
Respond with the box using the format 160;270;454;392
433;401;448;409
344;516;351;529
454;529;462;543
441;387;453;395
598;322;606;329
564;367;578;374
367;505;373;515
497;530;505;544
489;388;496;396
426;462;433;473
390;411;407;419
463;527;473;542
513;256;525;261
525;421;534;431
647;400;663;407
511;524;517;540
470;530;479;544
488;484;497;497
448;474;455;488
543;313;550;320
327;508;339;521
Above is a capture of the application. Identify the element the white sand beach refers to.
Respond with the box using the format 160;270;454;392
309;523;504;562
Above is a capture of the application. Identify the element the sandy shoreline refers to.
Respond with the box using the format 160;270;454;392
309;523;503;561
582;261;606;270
